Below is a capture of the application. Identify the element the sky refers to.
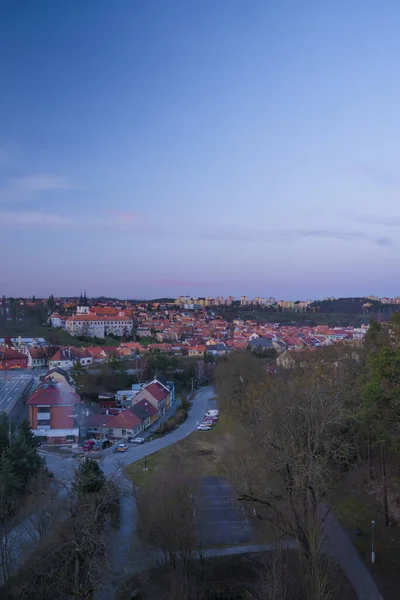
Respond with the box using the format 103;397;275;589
1;0;400;300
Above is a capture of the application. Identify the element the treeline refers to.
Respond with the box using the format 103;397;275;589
71;352;213;399
212;315;400;598
0;296;59;335
312;297;396;315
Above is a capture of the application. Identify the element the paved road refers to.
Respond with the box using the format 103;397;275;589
197;476;254;546
0;375;33;415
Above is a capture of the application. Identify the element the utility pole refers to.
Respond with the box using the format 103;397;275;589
371;519;376;564
100;423;105;456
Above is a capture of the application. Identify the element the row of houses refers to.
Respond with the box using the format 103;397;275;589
26;367;175;445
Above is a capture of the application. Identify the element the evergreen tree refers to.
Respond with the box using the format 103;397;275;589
18;419;41;449
74;458;105;495
0;412;10;452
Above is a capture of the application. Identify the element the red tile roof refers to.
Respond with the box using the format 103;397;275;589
27;383;80;406
29;346;59;360
87;409;142;429
135;399;157;417
50;347;91;361
145;382;168;402
0;346;27;360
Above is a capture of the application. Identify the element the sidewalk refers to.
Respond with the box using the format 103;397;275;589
323;509;384;600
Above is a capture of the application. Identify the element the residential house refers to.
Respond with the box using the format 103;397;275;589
0;346;28;370
130;402;152;430
187;344;206;356
248;337;274;351
87;409;143;440
86;346;108;363
27;380;81;444
27;346;59;369
135;398;158;425
132;379;172;416
205;342;228;356
44;368;76;392
49;347;93;370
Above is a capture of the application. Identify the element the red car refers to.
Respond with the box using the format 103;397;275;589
82;440;95;452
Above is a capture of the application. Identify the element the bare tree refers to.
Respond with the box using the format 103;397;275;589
216;348;359;600
12;462;116;600
135;448;207;600
195;360;206;387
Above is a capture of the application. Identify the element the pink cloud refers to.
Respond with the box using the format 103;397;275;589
105;209;145;222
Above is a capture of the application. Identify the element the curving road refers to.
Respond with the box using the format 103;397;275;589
41;386;215;480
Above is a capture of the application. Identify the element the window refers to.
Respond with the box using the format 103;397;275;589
121;429;126;436
37;419;50;426
38;407;50;413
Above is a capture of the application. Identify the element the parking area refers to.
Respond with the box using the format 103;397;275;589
0;375;33;417
196;476;254;547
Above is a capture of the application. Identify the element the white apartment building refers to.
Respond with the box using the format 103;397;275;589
65;300;133;339
65;314;133;339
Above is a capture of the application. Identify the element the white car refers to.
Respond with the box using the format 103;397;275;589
116;443;129;452
132;437;145;444
197;423;212;431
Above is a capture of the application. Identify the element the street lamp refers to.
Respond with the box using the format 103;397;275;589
371;519;376;564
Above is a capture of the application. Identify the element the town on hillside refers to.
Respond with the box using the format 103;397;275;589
0;292;377;447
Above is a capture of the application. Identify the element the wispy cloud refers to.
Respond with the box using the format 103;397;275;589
0;210;145;231
8;174;71;192
0;211;392;248
357;164;400;189
0;173;72;204
347;212;400;229
194;226;393;246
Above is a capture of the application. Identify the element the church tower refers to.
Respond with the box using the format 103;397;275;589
76;291;89;314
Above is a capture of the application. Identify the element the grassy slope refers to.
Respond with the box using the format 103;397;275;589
125;417;227;488
0;325;121;347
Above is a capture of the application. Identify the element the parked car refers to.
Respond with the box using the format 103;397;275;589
131;437;145;444
94;438;110;450
82;439;95;452
205;409;219;419
116;443;129;452
197;423;212;431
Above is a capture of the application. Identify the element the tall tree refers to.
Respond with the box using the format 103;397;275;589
17;420;41;449
216;348;358;595
362;346;400;526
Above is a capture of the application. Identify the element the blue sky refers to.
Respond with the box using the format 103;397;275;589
1;0;400;299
